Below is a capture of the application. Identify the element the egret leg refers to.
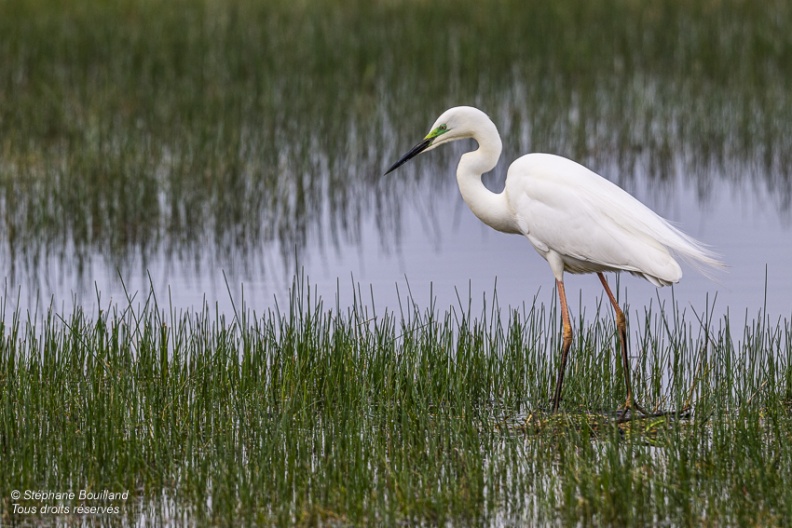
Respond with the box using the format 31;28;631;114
597;273;648;415
551;279;573;413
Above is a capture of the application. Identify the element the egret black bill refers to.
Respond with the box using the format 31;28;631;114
385;137;433;174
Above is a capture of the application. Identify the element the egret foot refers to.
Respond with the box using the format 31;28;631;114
614;400;691;424
615;395;650;421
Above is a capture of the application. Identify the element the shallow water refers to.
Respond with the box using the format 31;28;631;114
5;144;790;325
1;0;791;325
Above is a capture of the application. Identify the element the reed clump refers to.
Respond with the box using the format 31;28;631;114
1;281;790;526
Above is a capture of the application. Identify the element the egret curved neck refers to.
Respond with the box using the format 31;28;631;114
456;135;519;234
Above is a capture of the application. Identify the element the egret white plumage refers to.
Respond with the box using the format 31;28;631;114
385;106;723;413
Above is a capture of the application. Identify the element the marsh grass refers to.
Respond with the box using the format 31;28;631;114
1;278;790;526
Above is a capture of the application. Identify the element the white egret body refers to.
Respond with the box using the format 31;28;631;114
386;106;723;413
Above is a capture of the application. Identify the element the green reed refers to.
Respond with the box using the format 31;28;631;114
1;279;790;526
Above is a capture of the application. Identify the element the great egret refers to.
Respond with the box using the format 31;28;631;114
385;106;723;414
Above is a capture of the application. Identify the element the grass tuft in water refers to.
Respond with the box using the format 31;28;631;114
1;280;790;526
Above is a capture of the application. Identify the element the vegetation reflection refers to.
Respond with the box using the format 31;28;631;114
0;0;790;281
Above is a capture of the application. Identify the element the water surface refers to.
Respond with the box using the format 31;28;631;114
1;0;791;323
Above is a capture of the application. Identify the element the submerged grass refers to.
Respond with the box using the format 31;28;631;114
1;280;790;526
1;0;792;279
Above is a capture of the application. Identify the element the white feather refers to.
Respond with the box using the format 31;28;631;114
508;153;722;286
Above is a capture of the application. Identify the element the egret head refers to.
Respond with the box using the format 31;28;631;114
385;106;485;174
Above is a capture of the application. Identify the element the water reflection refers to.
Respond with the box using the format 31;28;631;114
4;138;790;323
1;0;791;320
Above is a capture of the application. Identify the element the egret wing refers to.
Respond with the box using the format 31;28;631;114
507;154;684;285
